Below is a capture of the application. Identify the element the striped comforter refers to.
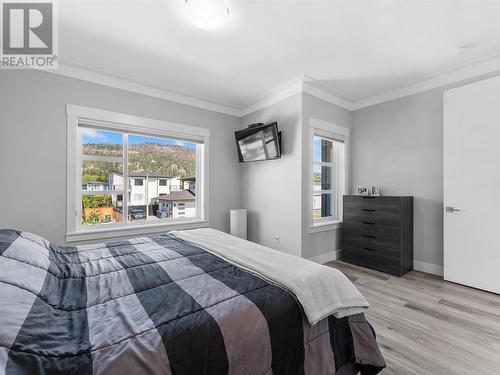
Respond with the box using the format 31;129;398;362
0;229;385;375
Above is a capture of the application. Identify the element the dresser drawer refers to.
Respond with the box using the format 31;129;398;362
344;196;401;213
345;209;400;226
342;247;402;276
343;219;401;242
342;232;400;257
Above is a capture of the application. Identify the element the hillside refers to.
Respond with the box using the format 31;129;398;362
82;143;196;183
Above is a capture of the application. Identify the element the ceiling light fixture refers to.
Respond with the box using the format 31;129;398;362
185;0;230;30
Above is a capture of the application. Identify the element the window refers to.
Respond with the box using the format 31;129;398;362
310;119;348;230
66;105;210;242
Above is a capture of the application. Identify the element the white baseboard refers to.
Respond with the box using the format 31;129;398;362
307;251;444;276
308;249;342;264
413;260;444;276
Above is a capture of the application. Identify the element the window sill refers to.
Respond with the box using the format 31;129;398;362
66;219;209;243
308;220;343;234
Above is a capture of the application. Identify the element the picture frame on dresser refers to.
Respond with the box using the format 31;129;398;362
370;186;381;196
356;186;369;196
341;195;414;276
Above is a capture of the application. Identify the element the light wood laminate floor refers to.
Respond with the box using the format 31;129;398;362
327;261;500;375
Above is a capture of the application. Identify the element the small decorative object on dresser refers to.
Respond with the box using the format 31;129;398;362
342;195;414;276
356;186;369;196
370;186;381;196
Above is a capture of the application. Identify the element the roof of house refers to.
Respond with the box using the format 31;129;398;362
129;172;176;178
180;176;196;182
110;172;180;179
157;190;196;202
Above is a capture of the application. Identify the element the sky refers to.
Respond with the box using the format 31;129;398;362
314;136;325;161
81;128;196;149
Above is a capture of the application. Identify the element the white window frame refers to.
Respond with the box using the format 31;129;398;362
66;104;210;242
309;117;349;233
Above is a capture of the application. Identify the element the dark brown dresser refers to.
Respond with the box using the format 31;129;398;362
342;196;414;276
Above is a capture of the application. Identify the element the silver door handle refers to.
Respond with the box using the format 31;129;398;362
445;206;462;212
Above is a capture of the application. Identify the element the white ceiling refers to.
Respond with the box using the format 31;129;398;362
60;0;500;111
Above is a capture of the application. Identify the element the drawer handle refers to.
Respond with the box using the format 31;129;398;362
362;234;376;238
362;247;376;252
362;221;375;225
362;209;376;212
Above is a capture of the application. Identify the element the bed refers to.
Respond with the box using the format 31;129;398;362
0;228;385;375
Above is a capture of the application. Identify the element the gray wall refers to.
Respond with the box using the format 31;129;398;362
352;90;444;268
239;93;352;260
0;70;242;245
351;72;500;270
4;68;499;269
301;93;352;259
239;94;302;256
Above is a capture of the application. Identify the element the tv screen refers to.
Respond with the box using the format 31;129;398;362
235;122;281;162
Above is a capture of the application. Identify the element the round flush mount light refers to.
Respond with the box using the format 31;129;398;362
185;0;230;30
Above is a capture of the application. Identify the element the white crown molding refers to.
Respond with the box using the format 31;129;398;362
302;82;355;111
239;75;355;115
39;54;500;117
47;62;242;117
352;54;500;110
239;76;305;116
241;54;500;113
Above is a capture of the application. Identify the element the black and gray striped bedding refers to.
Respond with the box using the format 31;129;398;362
0;229;385;375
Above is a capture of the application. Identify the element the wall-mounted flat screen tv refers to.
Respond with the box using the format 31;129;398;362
235;122;281;162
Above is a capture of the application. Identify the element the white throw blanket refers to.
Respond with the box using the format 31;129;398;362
171;228;369;325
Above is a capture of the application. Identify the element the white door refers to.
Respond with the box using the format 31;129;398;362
444;76;500;294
